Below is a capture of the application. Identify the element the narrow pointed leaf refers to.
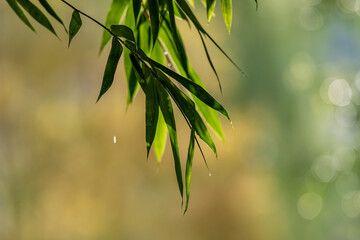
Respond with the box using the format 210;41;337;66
206;0;216;22
155;80;183;198
38;0;67;32
198;32;222;93
255;0;258;10
146;79;159;156
6;0;35;32
153;111;168;163
68;10;82;47
148;0;160;46
184;129;195;213
133;0;142;22
158;71;217;155
111;25;136;43
17;0;56;35
100;0;128;53
97;38;123;101
220;0;232;33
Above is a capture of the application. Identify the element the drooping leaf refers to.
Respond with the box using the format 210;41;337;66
68;10;82;47
158;71;217;155
145;78;159;156
220;0;232;33
155;80;183;199
255;0;258;10
184;128;195;213
5;0;35;32
38;0;67;32
17;0;56;35
148;0;160;46
133;0;142;22
97;37;123;102
198;31;221;93
153;111;167;163
206;0;216;22
100;0;129;53
111;25;136;43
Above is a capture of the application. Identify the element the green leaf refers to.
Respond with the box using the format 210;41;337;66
220;0;232;33
124;50;140;106
97;37;123;102
153;111;167;163
146;78;159;157
38;0;67;32
17;0;56;35
100;0;129;53
184;128;195;214
68;10;82;47
111;25;136;43
155;80;183;199
198;31;221;93
148;0;160;46
206;0;216;22
158;71;217;156
6;0;35;32
133;0;142;22
187;0;195;7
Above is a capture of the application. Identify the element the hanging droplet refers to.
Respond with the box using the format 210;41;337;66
164;51;168;56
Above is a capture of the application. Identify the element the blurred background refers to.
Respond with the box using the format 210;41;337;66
1;0;360;239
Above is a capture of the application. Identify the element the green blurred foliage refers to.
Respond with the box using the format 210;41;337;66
0;0;360;239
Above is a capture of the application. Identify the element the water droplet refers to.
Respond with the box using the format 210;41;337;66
164;51;168;56
113;136;117;143
209;173;212;177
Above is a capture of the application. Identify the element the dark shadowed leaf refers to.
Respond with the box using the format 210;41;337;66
38;0;67;32
146;78;159;157
184;128;195;213
100;0;129;53
17;0;56;35
148;0;160;46
154;80;183;199
68;10;82;46
6;0;35;32
133;0;142;22
97;38;123;102
111;25;136;43
220;0;232;33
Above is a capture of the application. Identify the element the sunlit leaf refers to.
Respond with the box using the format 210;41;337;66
38;0;67;32
100;0;129;53
6;0;35;32
17;0;56;35
148;0;160;46
206;0;216;22
153;111;167;163
111;25;136;43
68;10;82;47
184;128;195;213
220;0;232;33
97;37;123;102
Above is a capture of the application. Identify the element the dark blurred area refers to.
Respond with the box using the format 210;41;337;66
1;0;360;239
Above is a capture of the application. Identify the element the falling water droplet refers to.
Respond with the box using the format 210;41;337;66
113;136;117;143
209;173;212;177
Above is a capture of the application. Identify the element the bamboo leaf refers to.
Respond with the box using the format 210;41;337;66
153;111;167;163
146;78;159;156
133;0;142;22
68;10;82;47
184;128;195;214
148;0;160;46
206;0;216;23
17;0;56;35
111;25;136;43
155;80;183;199
100;0;128;53
220;0;232;33
38;0;67;32
6;0;35;32
97;37;123;102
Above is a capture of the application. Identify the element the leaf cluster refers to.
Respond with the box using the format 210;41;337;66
5;0;257;212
